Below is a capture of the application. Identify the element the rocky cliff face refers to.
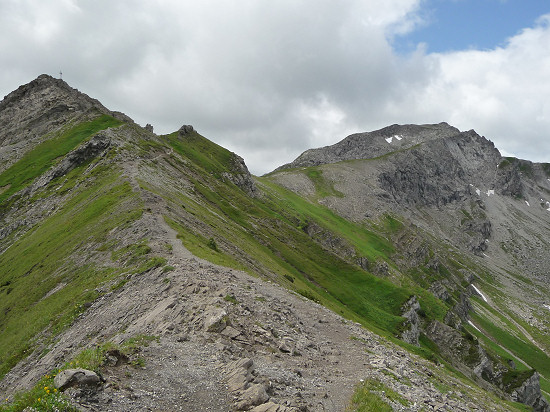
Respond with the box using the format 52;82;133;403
0;74;130;174
275;122;460;171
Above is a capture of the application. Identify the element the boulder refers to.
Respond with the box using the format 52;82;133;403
178;124;194;135
235;384;269;410
54;368;101;390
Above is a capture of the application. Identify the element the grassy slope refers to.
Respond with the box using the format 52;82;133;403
142;132;449;343
0;115;122;205
0;117;141;378
1;122;548;410
152;131;550;403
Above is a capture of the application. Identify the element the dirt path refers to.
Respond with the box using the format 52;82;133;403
0;202;516;411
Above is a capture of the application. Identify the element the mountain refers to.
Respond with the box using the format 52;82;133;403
0;75;548;412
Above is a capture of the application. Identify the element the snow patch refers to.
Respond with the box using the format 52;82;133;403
394;134;402;140
385;137;393;143
525;201;530;207
471;285;488;303
468;320;482;333
486;189;495;196
476;188;481;196
544;304;550;311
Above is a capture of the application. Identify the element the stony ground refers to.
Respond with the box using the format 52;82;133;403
1;212;515;411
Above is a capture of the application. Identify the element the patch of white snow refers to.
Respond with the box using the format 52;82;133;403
385;137;393;143
525;201;530;207
544;304;550;311
471;285;488;303
468;320;482;333
476;189;481;196
394;135;402;141
486;189;495;196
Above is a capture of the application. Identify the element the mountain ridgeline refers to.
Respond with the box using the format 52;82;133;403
0;75;549;411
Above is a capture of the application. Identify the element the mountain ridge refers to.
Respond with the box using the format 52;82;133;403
0;75;549;411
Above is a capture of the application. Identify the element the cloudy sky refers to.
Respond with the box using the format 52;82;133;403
1;0;549;175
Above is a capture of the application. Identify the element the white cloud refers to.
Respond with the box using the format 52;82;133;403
0;1;549;174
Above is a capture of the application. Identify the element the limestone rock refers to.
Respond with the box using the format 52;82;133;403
511;372;550;412
178;124;194;135
400;296;421;346
222;154;258;197
54;368;101;390
204;308;227;332
235;383;269;410
250;401;299;411
275;122;461;170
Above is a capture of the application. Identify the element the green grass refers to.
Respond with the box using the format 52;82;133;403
134;135;449;342
163;131;234;177
0;114;122;205
470;311;550;392
347;378;409;411
0;165;142;379
0;334;158;412
303;167;344;199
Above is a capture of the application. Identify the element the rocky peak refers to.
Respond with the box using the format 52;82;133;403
0;74;130;148
275;122;461;170
0;74;132;174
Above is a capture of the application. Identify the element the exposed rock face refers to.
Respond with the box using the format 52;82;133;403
400;296;421;346
0;74;127;174
178;124;194;135
378;130;501;207
222;154;259;197
425;320;494;380
510;372;550;412
31;132;111;192
276;122;461;170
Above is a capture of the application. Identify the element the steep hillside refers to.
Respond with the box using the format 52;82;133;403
0;76;547;411
269;124;550;410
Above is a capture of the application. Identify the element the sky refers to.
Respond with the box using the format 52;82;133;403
0;0;549;175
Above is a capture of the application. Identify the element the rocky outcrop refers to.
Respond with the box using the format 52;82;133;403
509;372;549;412
31;132;111;192
400;296;421;346
224;358;277;411
444;293;472;328
0;74;129;175
377;130;501;207
54;368;102;390
178;124;194;135
222;154;258;197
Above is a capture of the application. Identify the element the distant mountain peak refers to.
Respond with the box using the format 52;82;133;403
274;122;462;171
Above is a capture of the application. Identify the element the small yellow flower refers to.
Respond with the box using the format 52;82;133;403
44;386;48;390
54;389;57;393
38;398;41;402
